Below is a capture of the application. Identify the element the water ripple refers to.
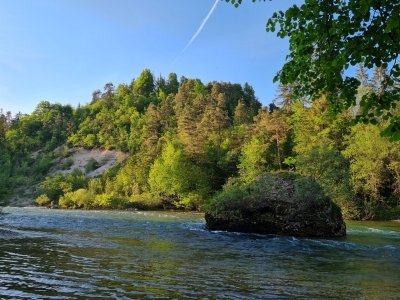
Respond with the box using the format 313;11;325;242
0;207;399;299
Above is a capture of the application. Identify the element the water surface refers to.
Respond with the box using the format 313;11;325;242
0;207;399;299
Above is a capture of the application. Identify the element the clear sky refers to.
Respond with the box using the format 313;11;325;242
0;0;298;114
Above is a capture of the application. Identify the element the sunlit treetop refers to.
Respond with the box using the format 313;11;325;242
227;0;400;140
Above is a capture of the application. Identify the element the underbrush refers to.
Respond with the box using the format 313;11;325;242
204;171;334;218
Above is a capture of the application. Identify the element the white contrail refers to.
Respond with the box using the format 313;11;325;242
181;0;219;54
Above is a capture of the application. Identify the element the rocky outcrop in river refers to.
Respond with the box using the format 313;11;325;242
205;172;346;237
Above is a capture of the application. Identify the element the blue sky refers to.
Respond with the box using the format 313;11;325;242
0;0;298;114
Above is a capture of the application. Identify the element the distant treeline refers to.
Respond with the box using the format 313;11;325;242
0;68;399;219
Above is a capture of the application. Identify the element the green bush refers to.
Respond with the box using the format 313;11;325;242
66;169;88;191
82;134;98;149
177;193;204;211
148;140;210;208
59;189;94;209
375;206;400;220
205;171;332;218
129;193;163;210
35;194;51;206
9;175;26;187
204;183;256;219
40;175;66;201
93;193;129;209
88;178;104;195
295;145;356;218
33;155;53;175
58;146;70;158
85;158;99;174
60;158;74;170
39;171;88;202
294;176;331;208
93;193;113;208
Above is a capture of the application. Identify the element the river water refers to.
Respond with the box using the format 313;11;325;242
0;207;399;299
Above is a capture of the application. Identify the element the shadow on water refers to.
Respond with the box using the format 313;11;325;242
0;207;399;299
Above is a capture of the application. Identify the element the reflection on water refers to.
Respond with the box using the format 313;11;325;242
0;207;399;299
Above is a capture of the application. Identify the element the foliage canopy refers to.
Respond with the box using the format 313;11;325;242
227;0;400;139
1;67;399;219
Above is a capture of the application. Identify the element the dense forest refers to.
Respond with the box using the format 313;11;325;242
0;68;399;220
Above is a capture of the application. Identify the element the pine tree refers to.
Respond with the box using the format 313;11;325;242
233;100;250;125
274;83;297;112
371;66;388;96
141;103;162;159
133;69;155;97
177;106;201;156
159;94;177;131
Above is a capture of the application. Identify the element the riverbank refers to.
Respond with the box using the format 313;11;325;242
3;200;400;223
1;147;126;207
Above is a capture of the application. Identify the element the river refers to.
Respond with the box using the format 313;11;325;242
0;207;399;299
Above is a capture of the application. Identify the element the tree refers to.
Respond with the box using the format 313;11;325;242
91;89;102;103
268;110;289;169
155;75;167;99
343;124;392;218
388;143;400;201
251;108;289;169
233;100;251;125
39;171;88;203
242;82;261;116
238;137;269;183
0;111;10;198
295;145;355;218
290;98;350;154
133;69;155;97
371;66;388;96
177;106;202;156
0;147;11;198
102;83;115;109
166;72;179;95
228;0;400;140
197;95;229;149
141;103;162;158
159;94;177;131
274;83;301;113
148;140;209;209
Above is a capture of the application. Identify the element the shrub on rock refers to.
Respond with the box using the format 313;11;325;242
204;172;346;237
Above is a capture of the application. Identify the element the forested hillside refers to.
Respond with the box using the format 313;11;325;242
0;68;399;219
